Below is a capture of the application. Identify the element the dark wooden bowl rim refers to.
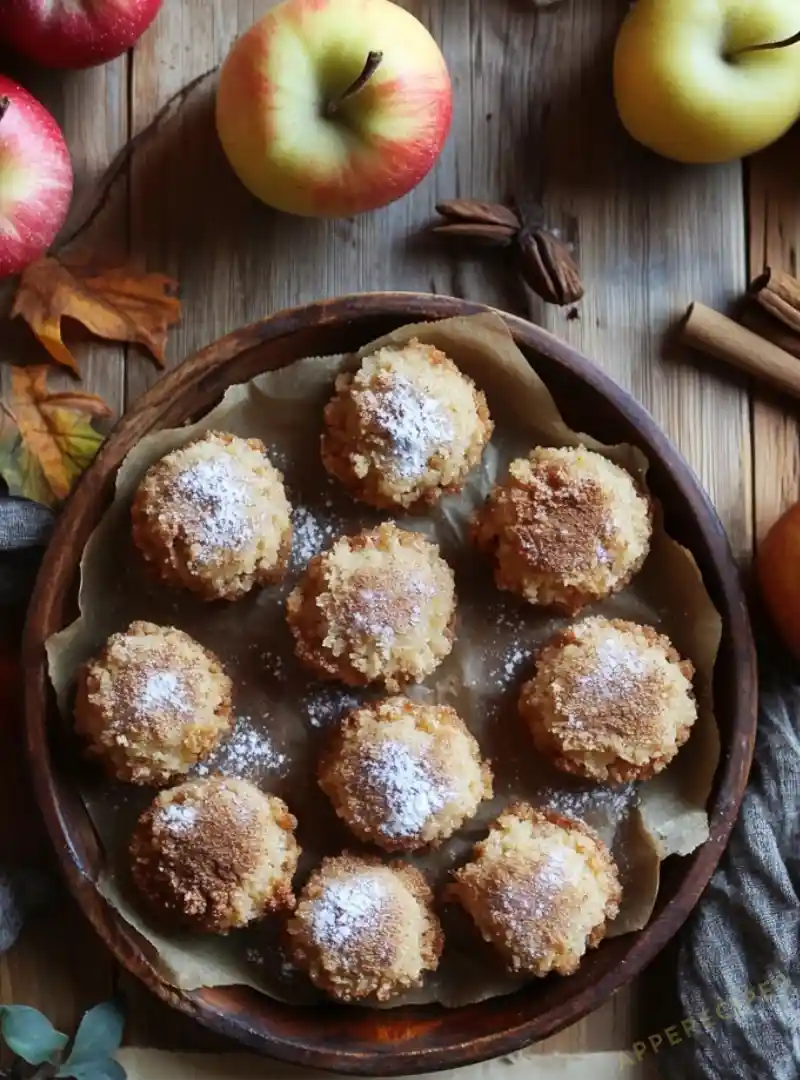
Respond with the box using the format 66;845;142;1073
23;293;756;1076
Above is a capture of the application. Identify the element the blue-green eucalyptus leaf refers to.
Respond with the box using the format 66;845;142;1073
0;1004;68;1065
64;1002;124;1067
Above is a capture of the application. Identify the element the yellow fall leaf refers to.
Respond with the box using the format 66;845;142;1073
11;255;181;375
0;366;112;506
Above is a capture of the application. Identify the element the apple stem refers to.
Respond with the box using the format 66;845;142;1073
326;51;384;116
733;28;800;57
0;96;10;124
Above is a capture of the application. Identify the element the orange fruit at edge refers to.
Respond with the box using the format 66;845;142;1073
757;500;800;659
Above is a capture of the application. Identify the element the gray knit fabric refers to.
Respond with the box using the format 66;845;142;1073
0;497;53;550
0;496;53;608
660;651;800;1080
0;496;59;954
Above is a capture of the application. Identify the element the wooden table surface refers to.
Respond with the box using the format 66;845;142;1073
1;0;798;1071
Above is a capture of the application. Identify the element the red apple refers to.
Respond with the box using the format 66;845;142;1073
0;77;73;277
215;0;452;218
0;0;163;70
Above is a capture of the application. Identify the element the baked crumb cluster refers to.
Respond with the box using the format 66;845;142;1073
318;696;493;852
519;617;696;783
472;446;651;613
322;339;493;511
130;777;299;933
132;430;292;601
287;853;442;1002
286;522;456;691
75;621;232;785
69;338;701;1002
449;804;621;976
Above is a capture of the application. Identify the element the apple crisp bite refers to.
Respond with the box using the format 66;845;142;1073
75;620;232;786
472;445;651;613
519;616;696;783
287;853;442;1003
130;777;299;933
322;339;493;511
286;522;456;691
131;430;292;601
318;695;493;852
449;804;621;977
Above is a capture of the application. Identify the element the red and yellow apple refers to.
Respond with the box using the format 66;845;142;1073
0;0;163;70
0;77;73;278
215;0;452;218
758;501;800;658
614;0;800;164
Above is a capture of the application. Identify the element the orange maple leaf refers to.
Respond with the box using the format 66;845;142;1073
0;366;112;504
11;255;181;375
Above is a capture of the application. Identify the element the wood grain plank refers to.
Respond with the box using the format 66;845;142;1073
747;129;800;545
0;55;130;1031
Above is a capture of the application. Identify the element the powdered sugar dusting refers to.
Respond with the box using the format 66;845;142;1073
309;873;388;952
195;714;286;779
345;575;434;646
261;649;286;682
133;669;189;718
291;506;337;569
538;782;636;827
565;634;649;729
173;456;254;561
487;641;532;689
361;739;450;839
302;687;362;729
492;848;570;924
365;374;453;480
157;802;198;834
471;601;535;691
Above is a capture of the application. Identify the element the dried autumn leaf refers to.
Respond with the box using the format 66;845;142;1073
0;366;112;506
0;424;54;507
11;255;181;375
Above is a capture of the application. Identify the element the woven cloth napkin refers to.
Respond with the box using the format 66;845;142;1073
659;644;800;1080
1;493;797;1077
0;495;53;609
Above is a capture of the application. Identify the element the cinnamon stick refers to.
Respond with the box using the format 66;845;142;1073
740;305;800;361
680;302;800;400
749;267;800;336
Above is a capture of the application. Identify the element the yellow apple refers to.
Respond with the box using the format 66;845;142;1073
215;0;452;218
613;0;800;164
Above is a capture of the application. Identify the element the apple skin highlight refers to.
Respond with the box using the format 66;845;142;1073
0;77;73;278
0;0;163;69
613;0;800;165
215;0;452;218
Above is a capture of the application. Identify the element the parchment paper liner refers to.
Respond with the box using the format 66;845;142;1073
47;313;721;1008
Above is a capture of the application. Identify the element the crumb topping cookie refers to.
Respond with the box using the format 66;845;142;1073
131;430;292;601
74;620;232;786
449;804;621;977
130;777;299;933
472;446;651;613
286;853;442;1002
519;616;696;783
286;522;456;690
322;339;493;510
318;696;493;851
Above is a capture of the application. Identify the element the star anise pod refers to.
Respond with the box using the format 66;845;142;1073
433;199;584;307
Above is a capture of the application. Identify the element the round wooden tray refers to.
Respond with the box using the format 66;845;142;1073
24;293;756;1076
